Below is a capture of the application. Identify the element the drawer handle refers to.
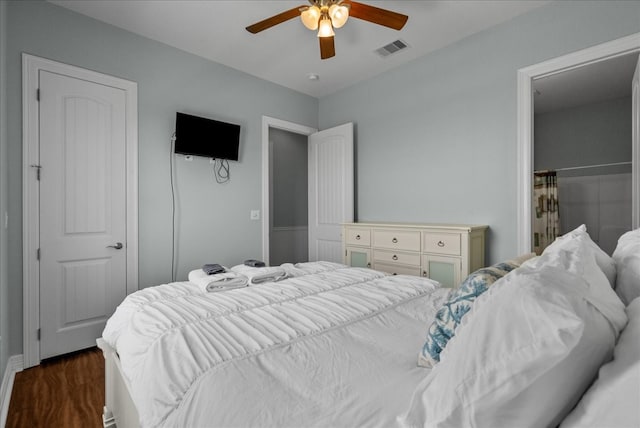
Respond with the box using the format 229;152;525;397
392;255;398;261
355;234;361;240
437;240;445;247
392;237;398;243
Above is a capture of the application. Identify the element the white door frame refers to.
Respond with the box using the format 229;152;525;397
22;54;138;368
261;116;317;264
516;33;640;254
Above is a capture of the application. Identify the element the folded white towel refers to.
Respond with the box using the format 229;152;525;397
230;265;288;285
279;263;308;278
188;269;248;292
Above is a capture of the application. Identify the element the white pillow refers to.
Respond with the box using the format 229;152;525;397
554;224;617;288
560;296;640;428
399;240;626;428
534;229;627;336
612;228;640;306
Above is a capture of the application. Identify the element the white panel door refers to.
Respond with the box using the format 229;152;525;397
39;70;127;359
308;123;354;262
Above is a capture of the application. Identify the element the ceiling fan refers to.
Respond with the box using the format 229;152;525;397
246;0;408;60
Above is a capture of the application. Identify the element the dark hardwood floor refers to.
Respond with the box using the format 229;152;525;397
6;347;104;428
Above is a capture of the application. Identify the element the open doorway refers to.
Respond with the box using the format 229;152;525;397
261;117;354;265
532;53;638;255
269;128;309;265
516;33;640;255
261;117;317;265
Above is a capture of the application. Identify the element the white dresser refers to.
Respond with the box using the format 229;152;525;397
342;222;488;288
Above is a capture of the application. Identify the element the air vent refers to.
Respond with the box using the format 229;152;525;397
375;39;409;58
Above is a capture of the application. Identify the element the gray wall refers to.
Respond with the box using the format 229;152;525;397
318;0;640;264
270;128;308;228
4;0;318;356
0;0;9;379
535;96;632;174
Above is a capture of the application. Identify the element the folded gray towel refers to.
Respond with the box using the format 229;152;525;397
202;264;225;275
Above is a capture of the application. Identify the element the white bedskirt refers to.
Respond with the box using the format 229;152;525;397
103;262;446;427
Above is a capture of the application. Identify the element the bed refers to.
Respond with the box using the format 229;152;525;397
98;227;640;428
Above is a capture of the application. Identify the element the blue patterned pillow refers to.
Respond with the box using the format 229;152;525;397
417;255;534;368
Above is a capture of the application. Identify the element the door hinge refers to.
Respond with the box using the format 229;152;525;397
37;328;40;341
30;164;41;180
36;88;40;101
36;248;40;261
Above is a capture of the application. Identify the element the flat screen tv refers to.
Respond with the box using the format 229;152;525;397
174;112;240;161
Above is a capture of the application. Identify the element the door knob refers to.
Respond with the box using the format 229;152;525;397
107;242;123;250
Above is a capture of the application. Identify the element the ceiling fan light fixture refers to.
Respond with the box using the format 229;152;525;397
301;5;321;30
317;16;335;38
328;4;349;28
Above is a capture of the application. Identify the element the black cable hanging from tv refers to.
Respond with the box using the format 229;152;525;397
170;132;178;282
213;158;230;184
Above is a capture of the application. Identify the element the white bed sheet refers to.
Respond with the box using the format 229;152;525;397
103;263;446;428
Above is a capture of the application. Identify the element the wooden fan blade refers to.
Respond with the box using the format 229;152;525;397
319;36;335;59
344;1;408;30
246;6;304;34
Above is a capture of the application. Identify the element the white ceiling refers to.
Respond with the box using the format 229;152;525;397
49;0;550;98
534;52;639;114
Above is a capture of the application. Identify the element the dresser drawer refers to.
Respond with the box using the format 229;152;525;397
423;232;461;256
345;228;370;246
373;229;421;251
373;250;421;267
374;262;422;277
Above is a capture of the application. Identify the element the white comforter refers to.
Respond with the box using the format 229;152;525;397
103;262;446;428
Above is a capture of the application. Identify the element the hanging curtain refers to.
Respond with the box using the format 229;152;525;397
533;171;560;255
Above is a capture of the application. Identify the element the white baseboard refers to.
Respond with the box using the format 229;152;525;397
0;355;23;427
